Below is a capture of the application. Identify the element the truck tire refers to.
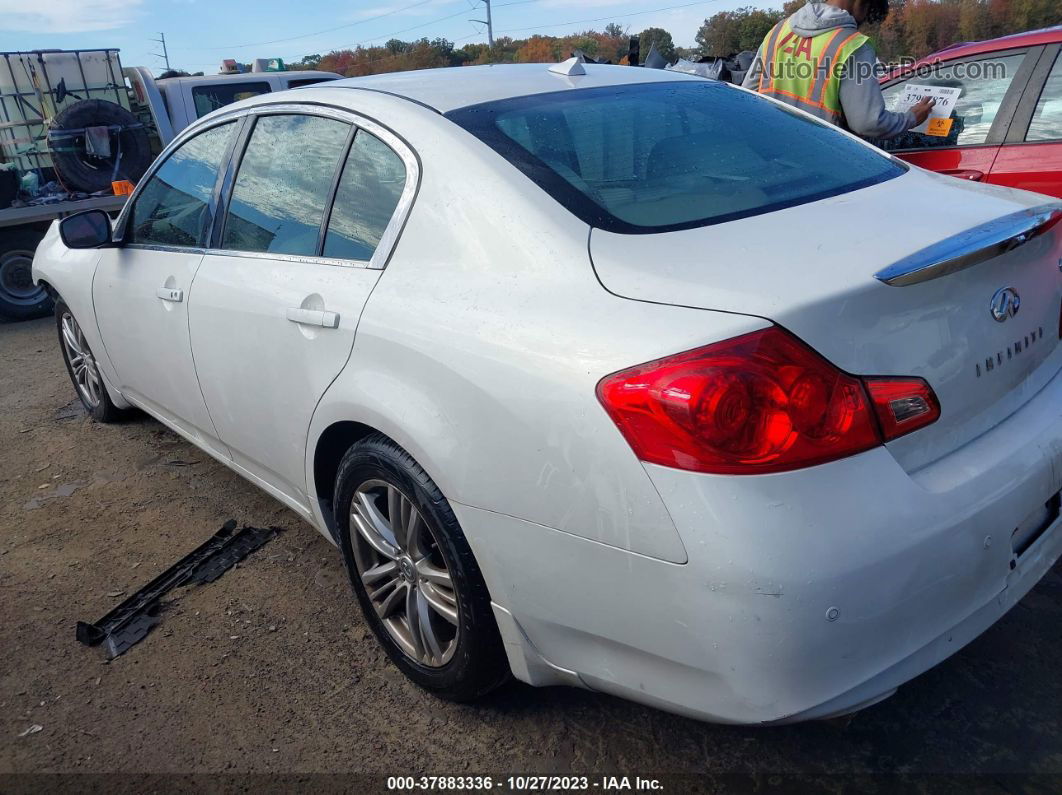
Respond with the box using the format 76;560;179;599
0;167;17;209
49;100;152;194
0;227;50;321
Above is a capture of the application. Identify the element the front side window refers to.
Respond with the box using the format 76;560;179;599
222;114;350;255
323;130;407;261
879;53;1027;150
447;81;903;233
128;122;235;247
192;82;271;119
1027;52;1062;142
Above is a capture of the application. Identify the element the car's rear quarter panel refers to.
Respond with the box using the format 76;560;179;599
458;365;1062;723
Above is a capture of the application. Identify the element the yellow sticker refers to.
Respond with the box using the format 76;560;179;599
926;117;954;137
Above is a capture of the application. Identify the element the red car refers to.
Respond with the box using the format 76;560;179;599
878;26;1062;197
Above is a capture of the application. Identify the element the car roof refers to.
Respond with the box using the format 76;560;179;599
318;63;703;113
919;25;1062;63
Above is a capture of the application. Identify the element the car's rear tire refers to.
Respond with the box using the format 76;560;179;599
0;228;50;321
334;434;510;701
55;299;125;423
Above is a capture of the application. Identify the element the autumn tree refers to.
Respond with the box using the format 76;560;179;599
302;2;1060;77
637;27;676;62
516;36;557;63
289;54;322;70
696;7;785;55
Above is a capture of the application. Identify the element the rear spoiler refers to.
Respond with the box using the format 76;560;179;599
875;203;1062;287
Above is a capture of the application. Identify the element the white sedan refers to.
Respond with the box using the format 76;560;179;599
34;63;1062;724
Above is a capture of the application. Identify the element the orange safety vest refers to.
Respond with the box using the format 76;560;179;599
756;17;869;126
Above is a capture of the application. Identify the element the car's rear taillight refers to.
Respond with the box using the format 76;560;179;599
596;327;940;475
863;377;940;441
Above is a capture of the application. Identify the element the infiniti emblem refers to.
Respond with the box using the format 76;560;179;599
989;287;1020;322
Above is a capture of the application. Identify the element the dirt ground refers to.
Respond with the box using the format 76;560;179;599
1;315;1061;790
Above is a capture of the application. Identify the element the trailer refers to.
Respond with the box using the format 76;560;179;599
0;49;143;320
0;48;338;321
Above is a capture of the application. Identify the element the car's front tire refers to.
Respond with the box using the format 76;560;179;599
334;434;510;701
56;299;125;423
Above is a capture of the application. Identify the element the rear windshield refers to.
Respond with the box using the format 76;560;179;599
446;81;904;233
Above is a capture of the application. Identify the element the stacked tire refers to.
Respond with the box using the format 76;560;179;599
49;99;152;194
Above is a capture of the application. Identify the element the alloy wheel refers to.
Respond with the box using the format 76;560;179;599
60;312;102;408
349;479;460;667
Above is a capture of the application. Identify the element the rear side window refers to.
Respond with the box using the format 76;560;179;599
879;53;1027;150
323;130;407;261
192;81;271;118
222;114;350;255
129;121;235;247
1027;52;1062;142
447;81;903;233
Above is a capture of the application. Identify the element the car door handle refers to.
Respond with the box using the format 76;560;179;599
286;307;340;328
940;169;984;181
156;287;184;302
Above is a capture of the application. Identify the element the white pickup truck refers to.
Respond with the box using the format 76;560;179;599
0;49;338;320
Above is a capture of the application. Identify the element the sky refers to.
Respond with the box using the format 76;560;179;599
0;0;777;76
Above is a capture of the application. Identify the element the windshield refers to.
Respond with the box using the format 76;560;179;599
446;81;904;234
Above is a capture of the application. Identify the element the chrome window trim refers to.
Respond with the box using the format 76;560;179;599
120;243;368;269
874;202;1062;286
123;244;206;255
115;101;421;272
206;247;368;269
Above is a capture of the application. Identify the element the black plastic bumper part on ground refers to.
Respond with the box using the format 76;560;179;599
76;520;280;658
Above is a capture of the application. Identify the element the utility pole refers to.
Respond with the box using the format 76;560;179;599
470;0;494;49
151;32;171;72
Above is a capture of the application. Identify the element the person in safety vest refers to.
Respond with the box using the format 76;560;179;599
742;0;934;138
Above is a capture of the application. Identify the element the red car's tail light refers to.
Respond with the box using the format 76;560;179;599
863;377;941;441
596;327;940;475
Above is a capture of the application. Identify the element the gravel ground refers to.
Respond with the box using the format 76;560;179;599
1;315;1061;791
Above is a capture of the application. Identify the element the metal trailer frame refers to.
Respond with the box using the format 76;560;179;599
0;48;129;176
0;194;126;230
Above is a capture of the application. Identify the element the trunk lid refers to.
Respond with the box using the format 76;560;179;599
589;169;1062;472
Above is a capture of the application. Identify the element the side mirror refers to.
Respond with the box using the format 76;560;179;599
59;210;112;249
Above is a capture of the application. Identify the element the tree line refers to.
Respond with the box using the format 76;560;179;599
288;24;684;77
284;0;1059;77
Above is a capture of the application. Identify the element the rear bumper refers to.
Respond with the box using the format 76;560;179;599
779;508;1062;722
457;366;1062;724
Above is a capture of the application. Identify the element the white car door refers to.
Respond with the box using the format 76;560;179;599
93;120;239;458
188;108;415;510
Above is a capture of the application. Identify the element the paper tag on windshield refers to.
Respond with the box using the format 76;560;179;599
899;84;962;134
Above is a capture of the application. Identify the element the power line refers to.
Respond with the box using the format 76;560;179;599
498;0;718;35
150;32;171;70
181;0;702;72
359;7;477;46
172;0;439;51
356;0;541;47
177;0;539;57
469;0;495;48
